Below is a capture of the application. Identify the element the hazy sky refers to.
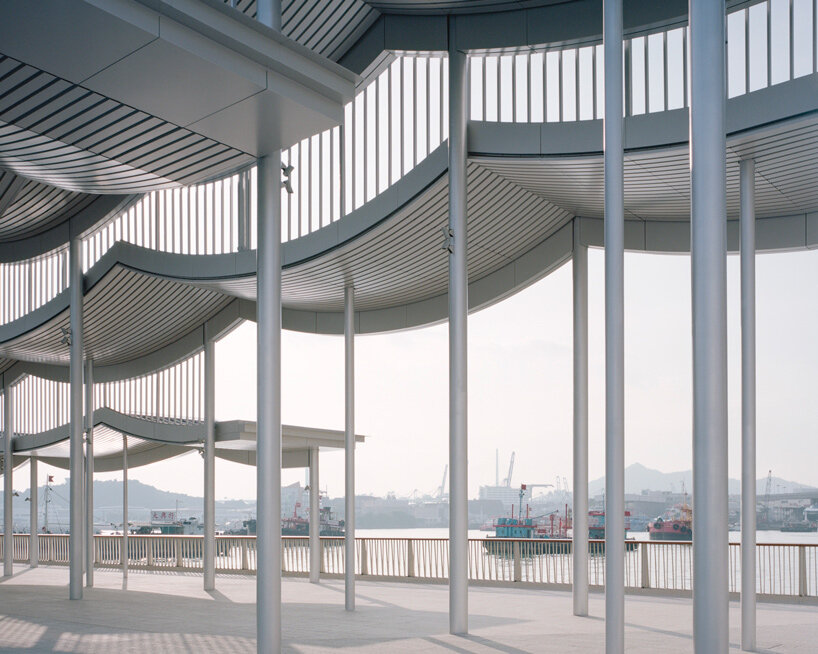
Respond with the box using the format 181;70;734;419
21;246;818;501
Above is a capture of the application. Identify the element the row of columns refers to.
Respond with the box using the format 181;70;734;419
5;5;759;654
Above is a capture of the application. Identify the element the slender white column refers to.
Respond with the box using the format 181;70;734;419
257;153;282;652
204;330;216;591
122;435;128;588
740;159;756;651
255;1;282;649
85;359;94;586
30;456;38;567
448;24;469;636
69;236;84;599
690;2;729;651
572;219;589;617
3;379;12;577
603;1;625;651
344;287;356;610
309;446;320;584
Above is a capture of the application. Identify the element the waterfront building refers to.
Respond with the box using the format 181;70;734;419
1;1;818;652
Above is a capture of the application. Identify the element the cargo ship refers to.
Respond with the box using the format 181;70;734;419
648;498;692;541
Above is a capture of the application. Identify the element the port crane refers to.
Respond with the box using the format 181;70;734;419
518;483;553;516
503;452;515;487
436;465;448;499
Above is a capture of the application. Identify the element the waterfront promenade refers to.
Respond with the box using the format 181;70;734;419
1;565;816;653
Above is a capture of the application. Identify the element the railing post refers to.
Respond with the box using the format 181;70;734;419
360;539;368;576
241;538;249;571
407;539;415;578
146;538;153;568
799;545;807;597
94;536;100;565
640;542;650;589
176;538;183;569
513;541;522;582
320;539;326;574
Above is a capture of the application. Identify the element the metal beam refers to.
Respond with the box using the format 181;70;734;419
604;0;625;651
344;286;356;610
448;20;469;637
69;237;84;599
204;329;216;591
257;152;282;654
690;1;729;651
85;359;94;586
309;446;320;584
740;158;756;652
572;219;589;617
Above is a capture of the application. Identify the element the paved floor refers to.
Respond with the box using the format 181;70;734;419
0;565;816;652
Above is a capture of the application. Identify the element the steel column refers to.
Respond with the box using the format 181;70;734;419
740;158;756;651
572;219;589;617
256;0;281;31
344;286;356;609
309;446;320;584
257;152;282;653
122;434;128;588
85;359;94;586
448;22;469;637
604;1;625;651
30;456;38;567
204;330;216;591
255;2;282;650
690;1;729;651
3;379;12;577
69;236;84;599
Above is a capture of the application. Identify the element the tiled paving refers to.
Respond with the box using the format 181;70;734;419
1;565;816;652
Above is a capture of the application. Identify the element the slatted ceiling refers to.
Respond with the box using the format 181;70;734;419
224;0;379;61
280;161;572;312
0;175;97;240
475;118;818;221
364;0;558;11
0;54;255;193
0;266;233;366
0;357;12;374
0;124;173;193
27;428;170;460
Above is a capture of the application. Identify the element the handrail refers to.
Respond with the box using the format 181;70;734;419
4;534;815;600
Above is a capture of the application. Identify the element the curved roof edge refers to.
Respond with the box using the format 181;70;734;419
341;0;692;75
0;194;132;263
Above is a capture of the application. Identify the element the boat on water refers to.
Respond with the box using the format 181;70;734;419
648;497;692;541
483;499;636;555
281;505;345;537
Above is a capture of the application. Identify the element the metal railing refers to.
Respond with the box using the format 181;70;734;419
8;353;205;436
4;535;816;600
472;0;818;122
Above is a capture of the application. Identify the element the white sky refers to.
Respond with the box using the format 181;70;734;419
28;245;817;501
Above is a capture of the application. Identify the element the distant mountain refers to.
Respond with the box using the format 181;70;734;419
3;478;255;530
589;463;817;497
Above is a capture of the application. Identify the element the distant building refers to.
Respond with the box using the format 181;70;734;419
478;485;530;513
